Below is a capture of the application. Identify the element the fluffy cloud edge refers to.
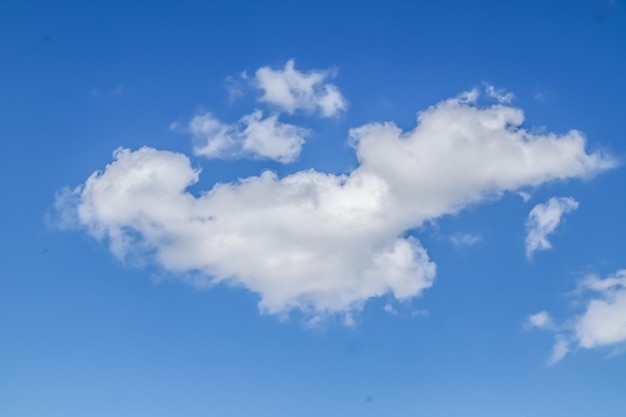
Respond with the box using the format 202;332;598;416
254;59;348;117
183;110;309;163
527;269;626;364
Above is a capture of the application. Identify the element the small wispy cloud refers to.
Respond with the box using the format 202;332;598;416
518;191;532;202
450;233;482;246
547;337;571;365
525;197;579;258
383;303;398;314
484;83;514;103
533;89;557;103
89;86;124;98
411;309;430;318
225;72;247;102
524;311;555;330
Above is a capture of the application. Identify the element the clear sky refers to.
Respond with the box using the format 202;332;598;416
1;1;626;416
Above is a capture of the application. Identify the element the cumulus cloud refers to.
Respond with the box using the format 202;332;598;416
527;270;626;364
525;197;579;258
575;271;626;349
188;110;309;163
254;59;347;117
55;90;615;319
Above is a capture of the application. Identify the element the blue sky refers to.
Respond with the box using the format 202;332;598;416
2;0;626;416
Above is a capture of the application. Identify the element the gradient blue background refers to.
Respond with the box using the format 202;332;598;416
1;0;625;416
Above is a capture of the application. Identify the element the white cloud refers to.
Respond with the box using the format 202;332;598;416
383;303;397;314
484;83;514;103
56;90;615;319
548;337;571;365
575;271;626;349
518;191;532;202
188;110;309;163
450;233;482;246
525;197;579;258
534;89;557;103
527;270;626;364
254;59;347;117
525;311;555;330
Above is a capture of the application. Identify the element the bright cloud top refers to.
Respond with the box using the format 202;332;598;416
525;197;579;258
254;59;347;117
527;270;626;364
188;110;309;163
56;90;615;318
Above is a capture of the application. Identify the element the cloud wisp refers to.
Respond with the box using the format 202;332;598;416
450;233;482;247
56;89;615;322
484;83;514;103
525;197;579;259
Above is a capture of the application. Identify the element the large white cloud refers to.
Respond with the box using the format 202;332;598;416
56;90;615;319
254;59;347;117
527;270;626;364
188;110;309;163
525;197;579;258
